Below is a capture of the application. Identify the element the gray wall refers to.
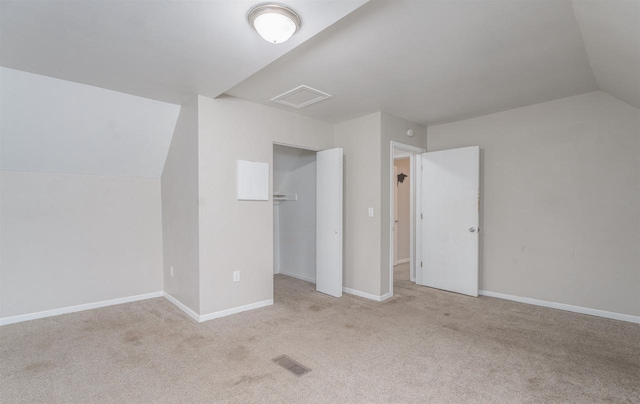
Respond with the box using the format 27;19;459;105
273;145;317;283
334;113;383;296
0;170;163;318
427;91;640;316
334;112;427;297
197;95;333;315
161;98;200;313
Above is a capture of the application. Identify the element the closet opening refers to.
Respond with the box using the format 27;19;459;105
273;144;318;297
273;142;344;300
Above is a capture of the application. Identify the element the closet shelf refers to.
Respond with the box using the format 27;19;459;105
273;192;298;202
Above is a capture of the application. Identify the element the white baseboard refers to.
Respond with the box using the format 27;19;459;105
163;292;200;322
0;291;164;326
343;287;391;302
479;290;640;324
379;292;393;301
394;258;410;266
279;270;316;284
163;293;273;323
199;299;273;322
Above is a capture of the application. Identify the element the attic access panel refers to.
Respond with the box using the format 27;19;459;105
237;160;269;201
271;85;332;109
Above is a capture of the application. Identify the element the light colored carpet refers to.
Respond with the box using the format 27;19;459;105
1;263;639;403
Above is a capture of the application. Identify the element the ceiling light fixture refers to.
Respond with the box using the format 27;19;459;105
248;3;301;44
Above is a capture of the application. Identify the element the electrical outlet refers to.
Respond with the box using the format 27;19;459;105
368;207;374;217
170;266;174;277
233;271;240;282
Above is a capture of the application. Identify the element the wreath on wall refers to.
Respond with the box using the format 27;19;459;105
397;172;407;186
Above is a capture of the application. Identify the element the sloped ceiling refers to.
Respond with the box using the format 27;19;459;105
0;68;180;177
573;0;640;109
0;1;367;177
227;0;638;125
0;0;367;104
0;0;637;179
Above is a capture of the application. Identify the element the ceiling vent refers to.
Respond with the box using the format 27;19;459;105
271;85;332;109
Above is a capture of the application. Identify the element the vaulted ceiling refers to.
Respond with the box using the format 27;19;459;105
228;0;639;125
0;0;638;177
0;0;367;104
572;0;640;109
2;0;637;123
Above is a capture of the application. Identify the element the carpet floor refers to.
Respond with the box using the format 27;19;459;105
1;264;639;403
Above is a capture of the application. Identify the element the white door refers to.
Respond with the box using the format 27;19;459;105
419;146;479;297
316;148;343;297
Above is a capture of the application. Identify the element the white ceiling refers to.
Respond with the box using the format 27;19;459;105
227;0;637;125
0;0;368;104
573;0;640;109
0;67;180;177
0;0;637;179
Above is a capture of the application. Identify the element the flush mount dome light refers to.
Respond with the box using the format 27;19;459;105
248;3;301;44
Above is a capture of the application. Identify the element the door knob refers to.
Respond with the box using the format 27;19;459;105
469;227;476;233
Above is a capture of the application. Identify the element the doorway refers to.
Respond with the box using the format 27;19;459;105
389;141;425;296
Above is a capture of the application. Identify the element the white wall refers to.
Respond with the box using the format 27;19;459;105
273;145;317;283
394;157;410;262
427;91;640;316
197;95;333;315
161;98;200;313
0;170;164;318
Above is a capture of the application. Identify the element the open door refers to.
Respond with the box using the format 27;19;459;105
418;146;479;297
316;148;343;297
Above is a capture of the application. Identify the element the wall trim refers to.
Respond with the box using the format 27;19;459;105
163;292;200;322
0;291;164;326
479;290;640;324
343;287;391;302
278;270;316;284
1;291;275;326
199;299;273;322
379;292;393;301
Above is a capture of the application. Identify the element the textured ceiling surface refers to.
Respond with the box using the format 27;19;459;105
228;0;613;125
0;0;367;104
1;0;638;177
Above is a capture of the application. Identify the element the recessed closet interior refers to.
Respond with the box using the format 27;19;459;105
273;144;317;284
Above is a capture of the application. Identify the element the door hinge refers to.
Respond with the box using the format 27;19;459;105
420;261;423;268
420;213;423;219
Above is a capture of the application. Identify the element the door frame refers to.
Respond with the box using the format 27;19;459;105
389;141;425;294
393;165;398;266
